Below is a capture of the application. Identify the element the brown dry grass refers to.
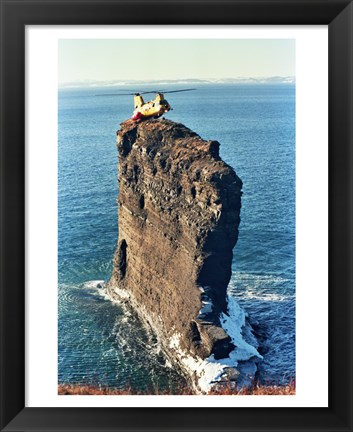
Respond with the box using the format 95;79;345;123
58;384;193;395
58;381;295;396
209;381;296;395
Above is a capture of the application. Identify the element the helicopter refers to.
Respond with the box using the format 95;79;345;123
98;88;196;122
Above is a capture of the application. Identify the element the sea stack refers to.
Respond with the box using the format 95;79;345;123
108;119;248;393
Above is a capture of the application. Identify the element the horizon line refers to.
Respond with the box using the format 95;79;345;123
59;76;296;89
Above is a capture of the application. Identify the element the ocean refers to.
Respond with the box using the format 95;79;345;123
58;84;295;392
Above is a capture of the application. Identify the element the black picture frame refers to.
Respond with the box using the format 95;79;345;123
1;1;352;431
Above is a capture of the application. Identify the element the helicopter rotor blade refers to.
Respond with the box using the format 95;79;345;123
95;88;196;97
133;90;167;95
95;90;166;96
160;88;196;94
112;89;166;94
95;92;138;96
138;88;196;95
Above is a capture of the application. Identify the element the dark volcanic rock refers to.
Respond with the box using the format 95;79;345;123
108;118;243;392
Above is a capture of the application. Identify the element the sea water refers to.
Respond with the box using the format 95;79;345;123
58;84;295;391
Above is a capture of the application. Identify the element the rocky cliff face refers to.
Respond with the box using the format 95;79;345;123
108;119;248;392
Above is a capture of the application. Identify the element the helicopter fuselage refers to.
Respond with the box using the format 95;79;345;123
132;93;172;121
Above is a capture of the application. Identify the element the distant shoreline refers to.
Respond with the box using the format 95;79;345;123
59;77;295;90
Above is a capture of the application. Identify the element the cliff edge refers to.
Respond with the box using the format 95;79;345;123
108;119;260;392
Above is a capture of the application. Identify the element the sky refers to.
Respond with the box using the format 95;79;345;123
58;39;295;86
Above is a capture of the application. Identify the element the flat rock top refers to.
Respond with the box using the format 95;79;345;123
118;119;237;186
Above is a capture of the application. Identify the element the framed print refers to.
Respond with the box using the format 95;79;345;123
0;1;352;431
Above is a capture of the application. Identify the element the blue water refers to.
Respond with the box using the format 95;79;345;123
58;84;295;390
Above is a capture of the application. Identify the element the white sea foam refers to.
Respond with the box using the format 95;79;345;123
169;333;227;393
82;280;105;289
228;273;295;302
112;286;131;300
235;290;291;302
81;280;121;305
198;296;213;317
234;272;290;285
81;280;114;302
169;294;262;393
82;280;130;304
96;288;114;302
220;296;262;362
